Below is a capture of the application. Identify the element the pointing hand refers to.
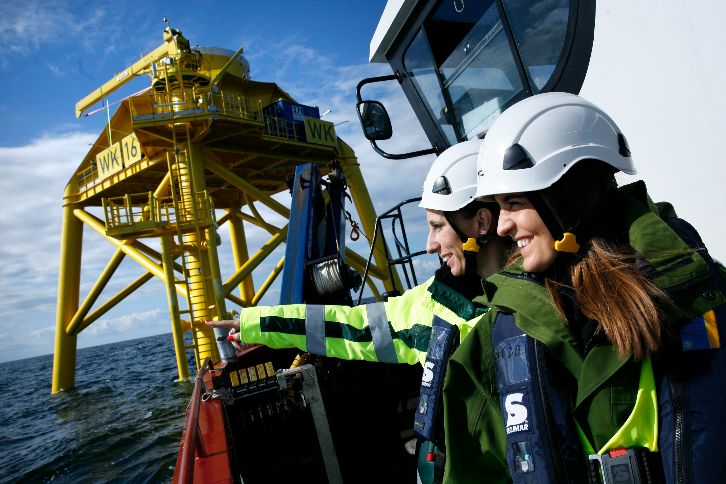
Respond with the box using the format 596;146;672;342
206;319;246;351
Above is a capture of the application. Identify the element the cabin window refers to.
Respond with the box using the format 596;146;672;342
402;0;572;142
503;0;569;91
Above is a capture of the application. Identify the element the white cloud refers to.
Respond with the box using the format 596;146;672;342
47;63;65;77
0;132;97;319
0;1;74;55
0;25;439;363
29;325;56;340
82;308;165;335
0;1;109;58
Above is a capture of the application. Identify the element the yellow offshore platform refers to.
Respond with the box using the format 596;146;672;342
52;22;398;392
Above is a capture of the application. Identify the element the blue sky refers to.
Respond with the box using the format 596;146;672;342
1;0;725;364
0;0;440;363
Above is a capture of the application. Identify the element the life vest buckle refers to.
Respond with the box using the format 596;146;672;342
588;448;662;484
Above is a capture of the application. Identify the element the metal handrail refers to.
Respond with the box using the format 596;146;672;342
356;197;430;304
177;358;214;484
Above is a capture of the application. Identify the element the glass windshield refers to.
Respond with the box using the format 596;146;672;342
504;0;569;90
402;0;570;143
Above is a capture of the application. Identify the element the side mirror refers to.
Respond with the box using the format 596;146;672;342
357;101;393;141
355;74;438;160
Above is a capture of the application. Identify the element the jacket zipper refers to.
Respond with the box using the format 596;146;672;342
668;374;686;484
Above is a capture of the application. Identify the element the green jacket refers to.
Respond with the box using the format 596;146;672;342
441;181;726;483
237;274;486;366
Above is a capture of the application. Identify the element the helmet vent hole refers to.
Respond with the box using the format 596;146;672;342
503;144;534;170
432;176;452;195
618;133;631;157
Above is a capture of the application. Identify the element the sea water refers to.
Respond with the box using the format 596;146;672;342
0;334;194;483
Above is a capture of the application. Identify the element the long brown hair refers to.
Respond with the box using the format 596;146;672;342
548;240;668;361
525;161;670;360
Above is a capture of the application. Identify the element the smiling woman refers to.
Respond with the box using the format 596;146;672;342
493;193;556;273
439;92;726;483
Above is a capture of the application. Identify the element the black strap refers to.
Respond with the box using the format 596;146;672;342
432;447;445;484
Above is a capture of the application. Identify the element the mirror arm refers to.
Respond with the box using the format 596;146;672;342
368;140;437;160
356;74;400;103
356;73;439;160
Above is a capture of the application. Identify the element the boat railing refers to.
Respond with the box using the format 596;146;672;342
101;190;216;238
176;357;214;484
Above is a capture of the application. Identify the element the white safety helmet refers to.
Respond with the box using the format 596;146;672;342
475;92;636;198
420;138;483;211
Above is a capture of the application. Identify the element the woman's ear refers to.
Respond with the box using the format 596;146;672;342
476;208;493;236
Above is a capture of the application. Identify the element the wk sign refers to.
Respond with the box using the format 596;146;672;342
304;117;336;148
95;133;143;181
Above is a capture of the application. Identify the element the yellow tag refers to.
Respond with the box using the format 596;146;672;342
120;132;142;166
239;369;249;385
95;142;123;180
303;117;337;147
265;362;275;378
256;363;267;380
554;232;580;253
247;367;258;382
229;371;240;387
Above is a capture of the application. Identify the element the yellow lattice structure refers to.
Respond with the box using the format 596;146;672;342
52;24;399;392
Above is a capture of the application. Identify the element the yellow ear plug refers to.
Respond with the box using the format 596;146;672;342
554;232;580;253
463;238;480;252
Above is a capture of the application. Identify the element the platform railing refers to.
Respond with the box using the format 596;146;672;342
129;87;258;123
101;190;215;237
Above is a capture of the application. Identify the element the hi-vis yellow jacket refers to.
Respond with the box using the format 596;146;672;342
236;275;487;366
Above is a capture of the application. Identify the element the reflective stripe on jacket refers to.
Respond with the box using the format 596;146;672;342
238;275;485;366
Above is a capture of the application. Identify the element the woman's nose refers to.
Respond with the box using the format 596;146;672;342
426;236;439;254
497;214;514;238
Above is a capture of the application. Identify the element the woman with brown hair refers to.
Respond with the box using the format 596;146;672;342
441;92;726;483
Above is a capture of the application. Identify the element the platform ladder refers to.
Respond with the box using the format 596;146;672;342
165;148;223;372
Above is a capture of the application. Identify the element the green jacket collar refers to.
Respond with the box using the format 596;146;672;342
620;181;722;319
620;180;703;289
429;276;486;320
485;270;584;370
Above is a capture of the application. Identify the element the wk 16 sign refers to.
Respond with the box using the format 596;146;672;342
95;133;143;181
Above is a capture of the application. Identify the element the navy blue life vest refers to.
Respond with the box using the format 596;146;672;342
414;315;460;484
491;217;726;484
492;312;587;483
414;315;460;446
